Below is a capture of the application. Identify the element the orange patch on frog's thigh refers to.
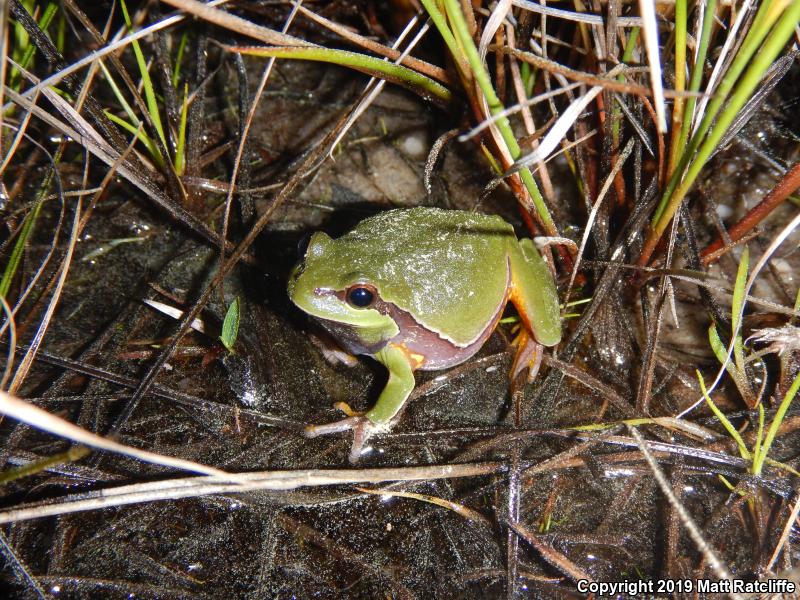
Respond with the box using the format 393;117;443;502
389;342;426;370
506;263;537;339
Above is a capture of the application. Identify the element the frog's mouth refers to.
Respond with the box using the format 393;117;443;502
315;317;389;356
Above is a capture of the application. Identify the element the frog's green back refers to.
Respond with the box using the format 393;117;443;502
316;207;514;346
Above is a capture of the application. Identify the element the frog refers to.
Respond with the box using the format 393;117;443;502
287;207;561;462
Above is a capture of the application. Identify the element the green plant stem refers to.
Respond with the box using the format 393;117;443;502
667;0;687;176
672;0;717;180
417;0;469;77
440;0;556;236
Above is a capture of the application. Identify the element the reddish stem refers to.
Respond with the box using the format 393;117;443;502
701;160;800;265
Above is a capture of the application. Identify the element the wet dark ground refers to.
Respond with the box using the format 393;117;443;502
2;7;800;599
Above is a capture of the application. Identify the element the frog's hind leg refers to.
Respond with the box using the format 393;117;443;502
506;239;561;381
507;238;561;347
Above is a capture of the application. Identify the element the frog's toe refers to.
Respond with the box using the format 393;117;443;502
348;418;373;463
303;416;362;438
510;328;543;383
303;416;377;463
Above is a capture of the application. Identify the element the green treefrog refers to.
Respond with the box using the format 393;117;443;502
288;207;561;462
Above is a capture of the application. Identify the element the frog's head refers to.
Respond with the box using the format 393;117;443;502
288;232;399;350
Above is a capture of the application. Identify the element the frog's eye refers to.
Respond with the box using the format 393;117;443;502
346;286;375;308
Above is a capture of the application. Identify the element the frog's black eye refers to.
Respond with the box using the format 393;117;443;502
347;286;375;308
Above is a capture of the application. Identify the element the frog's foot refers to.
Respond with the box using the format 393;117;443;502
510;327;544;383
304;414;379;464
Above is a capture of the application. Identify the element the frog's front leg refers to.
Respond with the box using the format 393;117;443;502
304;343;417;463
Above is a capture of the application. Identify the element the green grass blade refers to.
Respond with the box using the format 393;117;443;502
175;84;189;175
752;403;765;473
731;246;749;376
8;2;58;95
697;369;751;461
658;0;782;217
0;204;40;298
55;9;65;53
0;446;90;485
418;0;468;77
0;138;65;298
708;323;734;370
9;0;33;86
231;46;452;104
672;0;716;177
612;27;640;142
791;286;800;324
98;60;139;130
651;0;799;236
172;30;189;88
752;370;800;476
667;0;688;175
120;0;167;150
104;110;163;166
708;323;751;400
16;3;58;77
